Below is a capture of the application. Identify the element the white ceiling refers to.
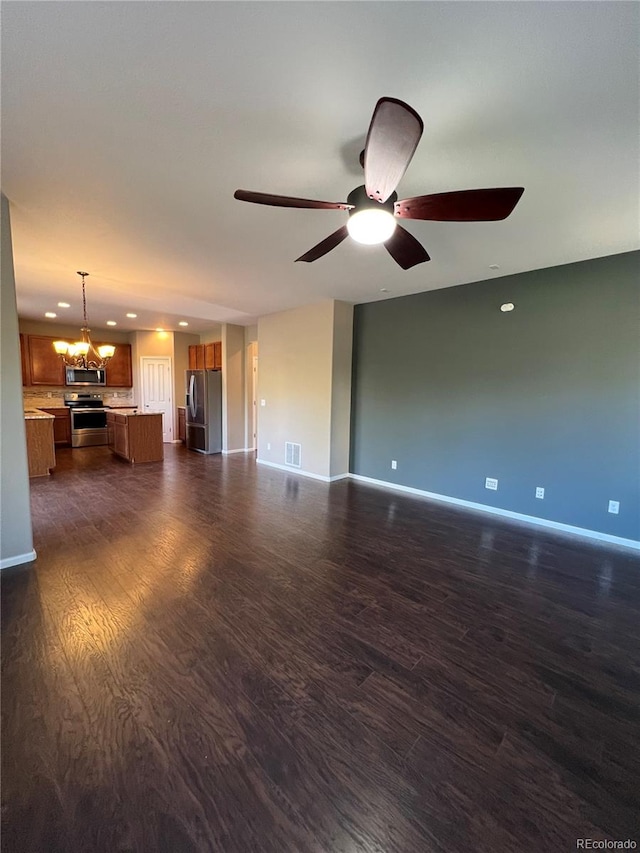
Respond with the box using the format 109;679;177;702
2;2;639;334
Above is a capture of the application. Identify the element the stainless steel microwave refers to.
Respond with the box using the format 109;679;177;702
65;367;106;386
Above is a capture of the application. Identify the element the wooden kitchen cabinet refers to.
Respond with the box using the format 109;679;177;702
107;411;163;463
27;336;66;386
188;344;205;370
190;342;221;371
114;418;129;457
20;334;31;386
98;342;132;387
23;335;132;387
177;406;186;442
39;408;71;446
24;415;56;477
205;341;222;370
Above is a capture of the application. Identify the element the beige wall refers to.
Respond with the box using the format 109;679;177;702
1;194;35;568
199;324;222;344
131;330;174;359
330;300;354;477
244;326;259;448
257;300;353;480
222;324;245;452
173;331;200;414
131;330;175;437
245;341;258;449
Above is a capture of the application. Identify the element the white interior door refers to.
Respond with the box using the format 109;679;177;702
140;357;173;443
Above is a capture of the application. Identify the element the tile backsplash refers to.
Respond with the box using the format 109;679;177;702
23;389;135;408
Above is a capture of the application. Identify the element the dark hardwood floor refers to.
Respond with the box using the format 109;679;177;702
2;445;639;852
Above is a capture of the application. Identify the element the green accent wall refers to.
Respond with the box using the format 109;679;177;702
350;251;640;541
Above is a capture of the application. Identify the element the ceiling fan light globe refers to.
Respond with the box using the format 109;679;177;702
347;209;396;245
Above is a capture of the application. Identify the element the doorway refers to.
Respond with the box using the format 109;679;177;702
140;356;173;443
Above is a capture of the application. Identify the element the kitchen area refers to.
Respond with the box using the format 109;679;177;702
19;325;251;476
21;328;166;474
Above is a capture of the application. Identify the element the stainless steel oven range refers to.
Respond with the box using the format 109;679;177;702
64;393;108;448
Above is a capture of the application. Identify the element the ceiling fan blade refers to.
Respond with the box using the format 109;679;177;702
363;98;424;204
384;225;431;270
234;190;352;210
295;225;349;263
395;187;524;221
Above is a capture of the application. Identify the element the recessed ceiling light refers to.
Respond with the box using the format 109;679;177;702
45;312;57;318
500;302;515;312
380;288;389;293
489;264;500;270
106;320;117;326
57;302;71;308
155;327;164;332
126;313;137;318
179;321;189;326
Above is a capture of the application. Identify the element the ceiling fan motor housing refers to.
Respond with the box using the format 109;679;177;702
347;185;397;217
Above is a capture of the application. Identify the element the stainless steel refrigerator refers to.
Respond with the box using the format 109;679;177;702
185;370;222;454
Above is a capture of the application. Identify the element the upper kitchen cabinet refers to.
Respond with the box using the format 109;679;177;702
188;344;205;370
27;335;66;386
20;334;31;386
205;342;222;370
189;342;221;371
23;334;132;387
98;342;133;387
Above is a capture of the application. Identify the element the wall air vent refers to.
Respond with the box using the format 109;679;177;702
285;442;301;468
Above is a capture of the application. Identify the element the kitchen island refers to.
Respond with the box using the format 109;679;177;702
106;411;163;464
24;409;56;477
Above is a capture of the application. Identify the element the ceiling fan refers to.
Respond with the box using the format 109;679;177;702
234;97;524;270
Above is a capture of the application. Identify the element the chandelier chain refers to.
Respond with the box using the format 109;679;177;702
52;270;116;369
81;273;88;327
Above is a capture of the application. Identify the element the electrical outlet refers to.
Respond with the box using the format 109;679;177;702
608;500;620;515
535;487;545;500
485;477;498;491
267;442;271;451
391;460;397;470
260;399;266;407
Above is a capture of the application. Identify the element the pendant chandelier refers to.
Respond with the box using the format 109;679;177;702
53;271;116;368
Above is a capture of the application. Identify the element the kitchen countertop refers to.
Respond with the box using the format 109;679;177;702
24;409;55;420
108;410;162;418
105;405;138;409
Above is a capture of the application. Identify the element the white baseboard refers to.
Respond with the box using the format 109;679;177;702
0;548;37;570
222;448;254;455
349;474;640;552
256;458;349;483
